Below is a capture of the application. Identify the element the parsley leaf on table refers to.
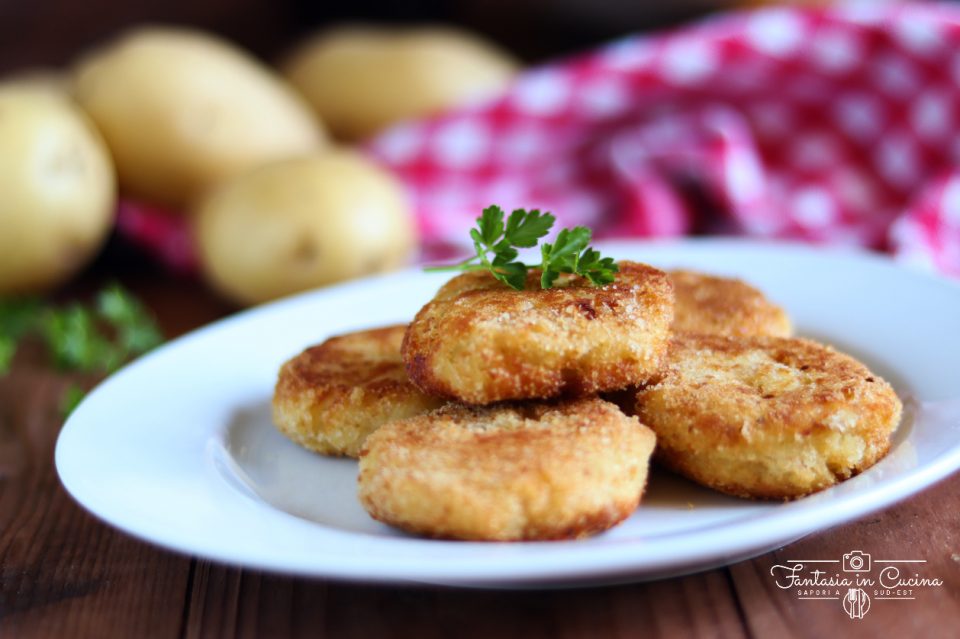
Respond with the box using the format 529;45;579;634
0;284;164;414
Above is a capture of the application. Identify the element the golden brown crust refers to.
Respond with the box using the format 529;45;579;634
273;325;445;457
670;270;792;338
358;398;657;540
402;261;675;404
632;334;902;500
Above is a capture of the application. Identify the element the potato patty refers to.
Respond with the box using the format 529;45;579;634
632;334;901;500
358;398;656;540
273;325;444;457
670;270;792;337
402;261;674;404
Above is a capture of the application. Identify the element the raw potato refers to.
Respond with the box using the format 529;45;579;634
0;86;116;294
193;151;416;305
284;25;519;140
73;27;325;209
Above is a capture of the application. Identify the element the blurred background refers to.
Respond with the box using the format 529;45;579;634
0;0;789;74
1;0;955;330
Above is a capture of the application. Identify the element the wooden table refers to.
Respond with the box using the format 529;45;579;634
2;268;958;638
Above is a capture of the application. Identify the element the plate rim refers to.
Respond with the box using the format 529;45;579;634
54;238;960;585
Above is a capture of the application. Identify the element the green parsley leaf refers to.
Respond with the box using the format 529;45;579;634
0;284;164;412
96;284;163;368
0;298;41;373
0;337;15;375
424;205;616;290
477;205;505;246
504;209;554;248
540;226;592;288
491;256;528;290
40;304;114;372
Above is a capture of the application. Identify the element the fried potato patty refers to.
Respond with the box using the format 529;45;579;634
273;325;444;457
670;270;792;337
632;334;901;500
402;261;674;404
358;398;656;540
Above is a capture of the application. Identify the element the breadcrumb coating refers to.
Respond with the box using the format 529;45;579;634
402;261;674;404
358;398;657;540
670;270;792;338
632;334;902;500
273;325;444;457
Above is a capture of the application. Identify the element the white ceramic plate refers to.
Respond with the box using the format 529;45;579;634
56;240;960;587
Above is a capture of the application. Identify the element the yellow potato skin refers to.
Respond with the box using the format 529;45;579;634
193;150;416;305
0;86;115;294
73;27;324;208
284;25;519;140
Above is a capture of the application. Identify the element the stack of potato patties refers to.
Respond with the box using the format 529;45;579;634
273;262;902;541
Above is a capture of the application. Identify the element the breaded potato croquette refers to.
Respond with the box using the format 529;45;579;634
632;334;902;500
273;325;445;457
402;261;674;404
670;270;792;337
358;398;656;541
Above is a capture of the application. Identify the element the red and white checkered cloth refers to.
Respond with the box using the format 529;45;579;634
119;2;960;276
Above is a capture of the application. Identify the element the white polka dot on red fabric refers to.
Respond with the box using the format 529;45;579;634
826;227;873;247
833;170;876;210
486;178;527;205
512;70;573;116
422;180;475;219
876;134;921;189
792;187;837;228
891;220;939;272
834;93;885;141
659;38;717;84
910;89;953;141
834;0;888;26
941;238;960;272
432;119;490;169
746;9;805;57
373;124;424;163
577;80;631;117
725;148;764;202
497;127;548;165
810;29;863;73
942;177;960;226
553;192;604;226
871;53;921;97
893;9;944;56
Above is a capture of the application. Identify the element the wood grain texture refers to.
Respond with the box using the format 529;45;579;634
0;271;957;638
180;563;748;639
0;371;191;638
731;475;960;639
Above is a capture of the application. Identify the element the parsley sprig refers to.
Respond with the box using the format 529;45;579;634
0;284;164;415
425;205;618;290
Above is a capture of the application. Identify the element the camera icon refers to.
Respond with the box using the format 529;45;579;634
843;550;871;573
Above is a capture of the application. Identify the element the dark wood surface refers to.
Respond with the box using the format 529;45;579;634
1;269;958;638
